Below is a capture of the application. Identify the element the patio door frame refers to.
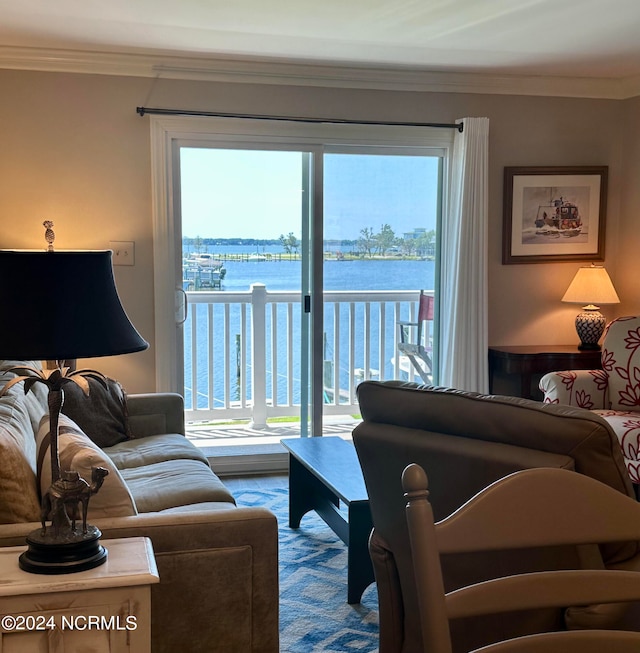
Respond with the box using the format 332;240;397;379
150;115;453;436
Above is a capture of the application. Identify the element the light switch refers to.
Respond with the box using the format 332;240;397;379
110;241;135;266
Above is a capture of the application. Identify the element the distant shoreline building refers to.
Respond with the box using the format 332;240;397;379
402;228;427;240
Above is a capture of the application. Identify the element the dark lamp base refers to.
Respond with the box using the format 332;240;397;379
19;525;107;575
578;343;602;351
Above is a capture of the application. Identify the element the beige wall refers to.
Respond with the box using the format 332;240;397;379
0;69;633;391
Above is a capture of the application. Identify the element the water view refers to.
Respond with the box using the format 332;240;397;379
179;148;440;416
184;245;435;411
185;244;434;292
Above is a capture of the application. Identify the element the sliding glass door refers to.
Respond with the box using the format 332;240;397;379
151;115;451;463
176;143;441;432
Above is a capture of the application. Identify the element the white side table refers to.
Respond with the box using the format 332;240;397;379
0;536;159;653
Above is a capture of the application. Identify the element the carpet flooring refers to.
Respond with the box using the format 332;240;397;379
234;486;379;653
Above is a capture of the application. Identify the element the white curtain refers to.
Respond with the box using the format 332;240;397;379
439;117;490;392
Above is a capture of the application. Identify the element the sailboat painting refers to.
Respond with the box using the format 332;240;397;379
503;166;607;263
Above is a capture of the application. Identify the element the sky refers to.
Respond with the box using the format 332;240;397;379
180;147;440;241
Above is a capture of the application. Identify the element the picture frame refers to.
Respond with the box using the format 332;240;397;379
502;166;608;264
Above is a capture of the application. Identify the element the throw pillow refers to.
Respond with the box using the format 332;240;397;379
37;414;137;520
61;376;131;448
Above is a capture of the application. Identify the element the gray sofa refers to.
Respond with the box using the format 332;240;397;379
353;380;640;653
0;362;279;653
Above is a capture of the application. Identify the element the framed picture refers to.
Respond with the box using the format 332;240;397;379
502;166;608;264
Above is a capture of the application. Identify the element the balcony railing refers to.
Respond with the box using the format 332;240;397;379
184;284;431;427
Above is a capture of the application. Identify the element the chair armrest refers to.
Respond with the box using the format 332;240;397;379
539;369;609;410
126;392;185;437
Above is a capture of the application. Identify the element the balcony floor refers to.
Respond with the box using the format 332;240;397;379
186;415;361;448
187;416;362;476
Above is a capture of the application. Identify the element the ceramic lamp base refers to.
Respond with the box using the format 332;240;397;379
575;307;606;351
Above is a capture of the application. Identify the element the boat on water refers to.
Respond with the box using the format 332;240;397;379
188;253;225;268
534;197;582;238
183;254;227;290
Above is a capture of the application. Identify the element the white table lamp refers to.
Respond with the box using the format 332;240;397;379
562;264;620;350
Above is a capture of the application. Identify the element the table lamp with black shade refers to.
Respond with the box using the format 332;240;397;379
0;227;148;574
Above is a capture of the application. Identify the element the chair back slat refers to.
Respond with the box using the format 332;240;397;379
435;467;640;553
477;630;640;653
446;569;640;620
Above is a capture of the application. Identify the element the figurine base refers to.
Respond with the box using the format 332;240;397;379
19;525;107;574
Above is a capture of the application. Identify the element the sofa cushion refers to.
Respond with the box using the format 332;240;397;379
0;364;51;523
0;361;49;434
37;414;137;519
0;394;41;523
61;376;131;448
121;459;235;512
0;424;41;523
157;501;238;514
105;433;209;470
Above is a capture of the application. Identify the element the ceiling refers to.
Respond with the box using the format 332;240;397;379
1;0;640;95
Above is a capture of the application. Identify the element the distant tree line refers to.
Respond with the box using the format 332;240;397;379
184;224;436;258
184;236;283;251
356;224;436;258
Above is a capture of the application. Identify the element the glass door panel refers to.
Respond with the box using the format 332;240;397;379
322;151;440;424
178;146;313;444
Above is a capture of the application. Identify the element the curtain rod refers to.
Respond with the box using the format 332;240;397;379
136;106;463;132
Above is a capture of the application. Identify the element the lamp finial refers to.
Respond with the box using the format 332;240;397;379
43;221;55;252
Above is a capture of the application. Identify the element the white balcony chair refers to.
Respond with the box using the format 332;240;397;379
397;290;434;384
402;463;640;653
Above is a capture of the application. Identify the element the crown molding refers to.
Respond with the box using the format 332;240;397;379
0;45;639;100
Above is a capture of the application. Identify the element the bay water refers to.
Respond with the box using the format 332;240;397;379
184;246;435;411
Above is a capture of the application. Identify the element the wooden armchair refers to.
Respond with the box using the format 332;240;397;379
403;463;640;653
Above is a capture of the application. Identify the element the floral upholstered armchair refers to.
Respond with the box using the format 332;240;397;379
540;316;640;484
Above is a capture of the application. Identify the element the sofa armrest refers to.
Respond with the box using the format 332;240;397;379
0;507;279;653
126;392;185;437
539;369;609;410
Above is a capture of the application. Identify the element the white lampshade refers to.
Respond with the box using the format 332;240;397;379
561;264;620;306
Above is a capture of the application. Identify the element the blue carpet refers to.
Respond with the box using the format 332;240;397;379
235;487;379;653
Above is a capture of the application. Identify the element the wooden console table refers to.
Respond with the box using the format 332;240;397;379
488;345;602;400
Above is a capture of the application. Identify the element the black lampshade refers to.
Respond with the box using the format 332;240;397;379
0;250;148;360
